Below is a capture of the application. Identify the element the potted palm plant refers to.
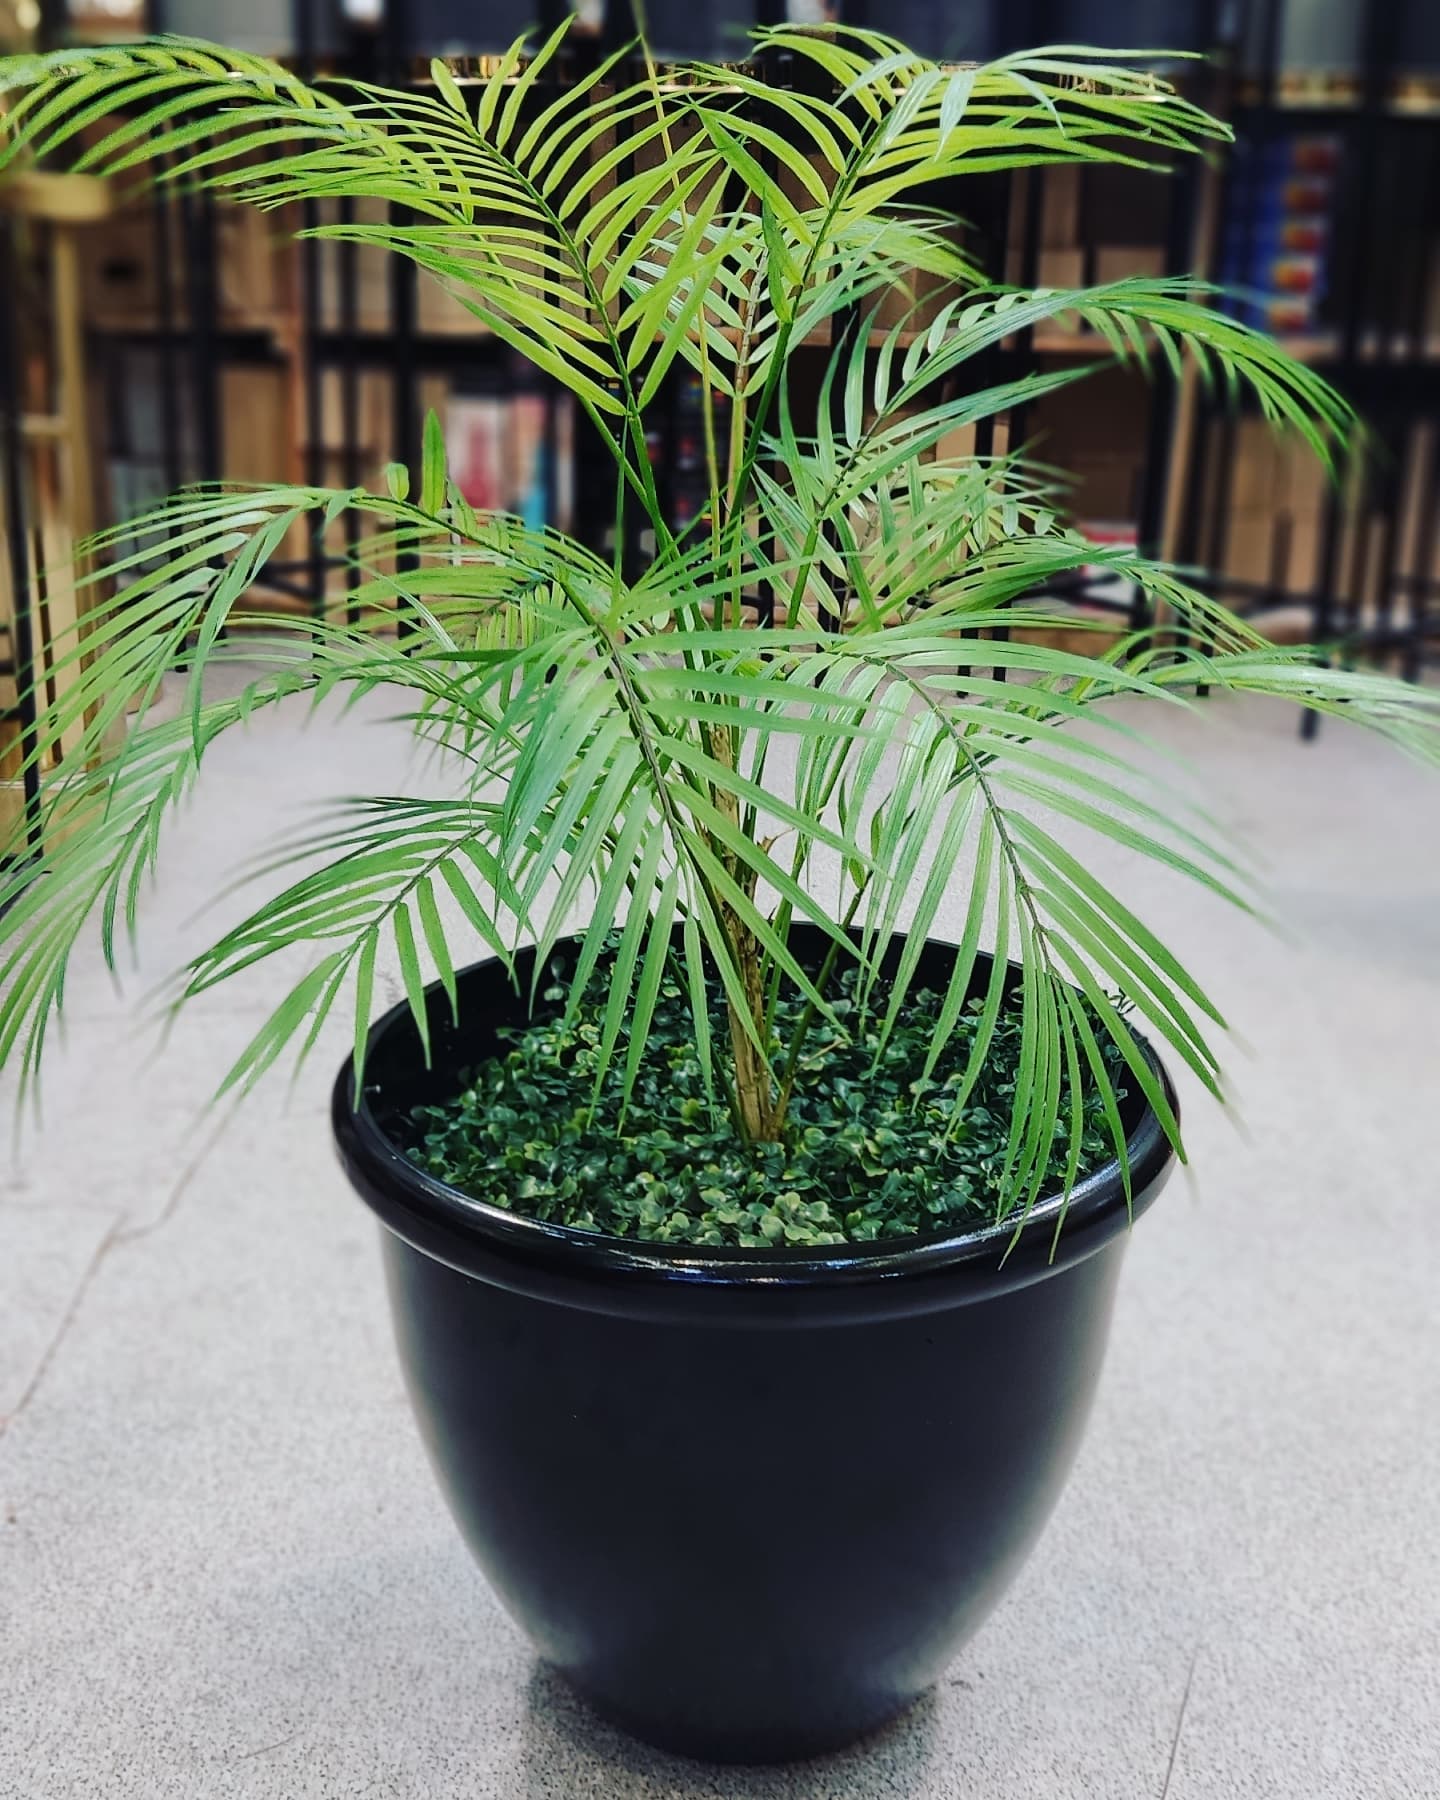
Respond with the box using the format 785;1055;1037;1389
2;19;1436;1764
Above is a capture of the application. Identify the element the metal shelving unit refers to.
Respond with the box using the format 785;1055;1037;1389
1174;0;1440;721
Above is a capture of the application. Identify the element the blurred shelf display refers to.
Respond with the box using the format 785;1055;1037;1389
1240;0;1440;85
60;0;145;40
1;0;1435;808
0;173;114;855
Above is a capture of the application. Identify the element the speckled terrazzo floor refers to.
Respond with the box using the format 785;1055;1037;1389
2;682;1438;1799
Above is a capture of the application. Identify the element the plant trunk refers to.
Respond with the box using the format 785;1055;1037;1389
725;923;780;1143
707;719;782;1143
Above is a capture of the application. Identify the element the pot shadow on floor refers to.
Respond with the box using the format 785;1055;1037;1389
515;1662;947;1799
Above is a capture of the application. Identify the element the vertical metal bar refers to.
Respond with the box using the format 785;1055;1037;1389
1300;480;1347;740
390;296;418;477
1404;129;1440;357
1339;482;1370;641
1133;0;1224;632
295;0;328;616
614;43;647;587
572;31;644;579
822;302;862;638
1203;416;1237;581
1301;0;1399;738
1174;397;1210;573
1368;437;1402;663
0;219;43;859
1403;425;1440;683
753;21;791;632
985;161;1044;680
1209;0;1268;658
384;0;420;637
35;0;62;50
531;47;562;550
152;170;184;493
1132;389;1177;628
1266;511;1291;609
1340;5;1400;368
301;256;326;614
389;244;419;483
993;0;1048;504
339;204;362;625
1255;0;1282;113
179;184;222;482
1176;407;1219;693
968;168;1009;473
31;527;58;718
1197;408;1236;690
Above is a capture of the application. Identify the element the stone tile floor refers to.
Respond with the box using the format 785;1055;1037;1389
2;686;1437;1798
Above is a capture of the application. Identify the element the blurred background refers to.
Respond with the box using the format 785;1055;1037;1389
2;0;1438;856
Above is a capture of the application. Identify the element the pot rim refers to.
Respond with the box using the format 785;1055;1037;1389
332;939;1179;1318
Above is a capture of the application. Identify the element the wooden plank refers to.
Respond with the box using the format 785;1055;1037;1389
0;172;113;226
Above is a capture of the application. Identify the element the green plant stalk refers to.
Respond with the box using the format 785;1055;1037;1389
698;112;897;1129
626;11;763;1132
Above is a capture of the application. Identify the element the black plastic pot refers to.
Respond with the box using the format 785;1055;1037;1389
333;930;1177;1764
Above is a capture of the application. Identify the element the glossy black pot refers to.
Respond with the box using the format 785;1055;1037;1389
332;930;1177;1764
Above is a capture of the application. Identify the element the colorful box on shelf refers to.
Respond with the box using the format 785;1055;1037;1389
445;365;568;535
1218;134;1340;338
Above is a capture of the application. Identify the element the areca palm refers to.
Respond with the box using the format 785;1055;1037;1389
1;23;1434;1219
